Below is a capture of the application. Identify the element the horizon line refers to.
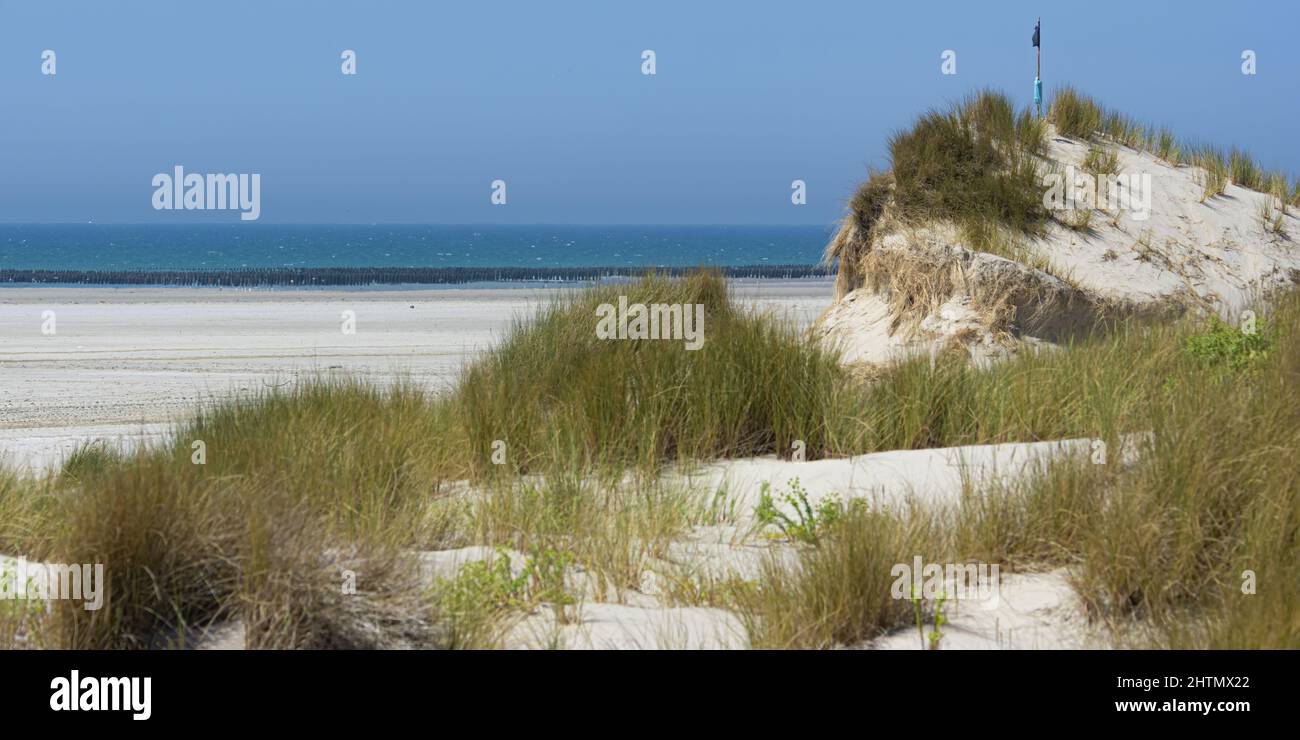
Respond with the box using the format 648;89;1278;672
0;222;839;228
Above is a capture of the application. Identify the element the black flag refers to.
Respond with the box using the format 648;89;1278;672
1032;21;1040;48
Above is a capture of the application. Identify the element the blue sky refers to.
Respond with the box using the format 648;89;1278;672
1;0;1294;224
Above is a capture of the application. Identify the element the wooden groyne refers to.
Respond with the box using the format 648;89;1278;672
0;264;831;287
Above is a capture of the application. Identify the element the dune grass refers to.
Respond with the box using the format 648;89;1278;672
465;476;724;603
886;91;1048;253
28;380;458;649
1050;87;1104;139
737;503;944;649
953;295;1298;649
1196;146;1230;201
455;270;872;479
0;271;873;648
1;270;1297;649
828;85;1296;299
734;290;1300;649
1051;85;1297;201
1082;144;1119;177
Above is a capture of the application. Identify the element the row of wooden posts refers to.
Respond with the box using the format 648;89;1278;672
0;264;832;287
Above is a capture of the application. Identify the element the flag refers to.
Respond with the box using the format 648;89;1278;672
1032;21;1040;48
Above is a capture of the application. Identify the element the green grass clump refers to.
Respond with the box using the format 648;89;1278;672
1050;87;1288;202
1156;128;1181;165
1259;199;1287;237
856;319;1187;451
1195;146;1229;201
0;468;54;559
738;504;944;648
1101;110;1145;149
887;90;1048;250
32;378;461;649
845;170;894;242
1267;173;1290;215
467;475;714;601
455;270;869;478
1230;148;1263;190
1048;86;1103;139
1083;144;1119;176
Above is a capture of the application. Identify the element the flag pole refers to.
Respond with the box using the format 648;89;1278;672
1036;18;1042;118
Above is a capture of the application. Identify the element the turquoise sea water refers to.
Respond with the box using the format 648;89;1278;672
0;225;830;272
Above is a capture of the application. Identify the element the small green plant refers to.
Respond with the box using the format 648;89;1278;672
754;478;846;545
431;549;529;647
524;546;575;624
1182;319;1272;372
437;553;527;608
0;598;47;649
431;545;579;644
910;584;925;647
907;583;951;650
59;442;121;482
928;589;950;649
0;559;56;649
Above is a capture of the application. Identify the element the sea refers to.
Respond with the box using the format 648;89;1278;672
0;224;833;287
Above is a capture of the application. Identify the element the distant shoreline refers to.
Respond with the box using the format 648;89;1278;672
0;264;831;288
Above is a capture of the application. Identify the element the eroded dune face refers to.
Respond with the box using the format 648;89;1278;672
815;126;1300;368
